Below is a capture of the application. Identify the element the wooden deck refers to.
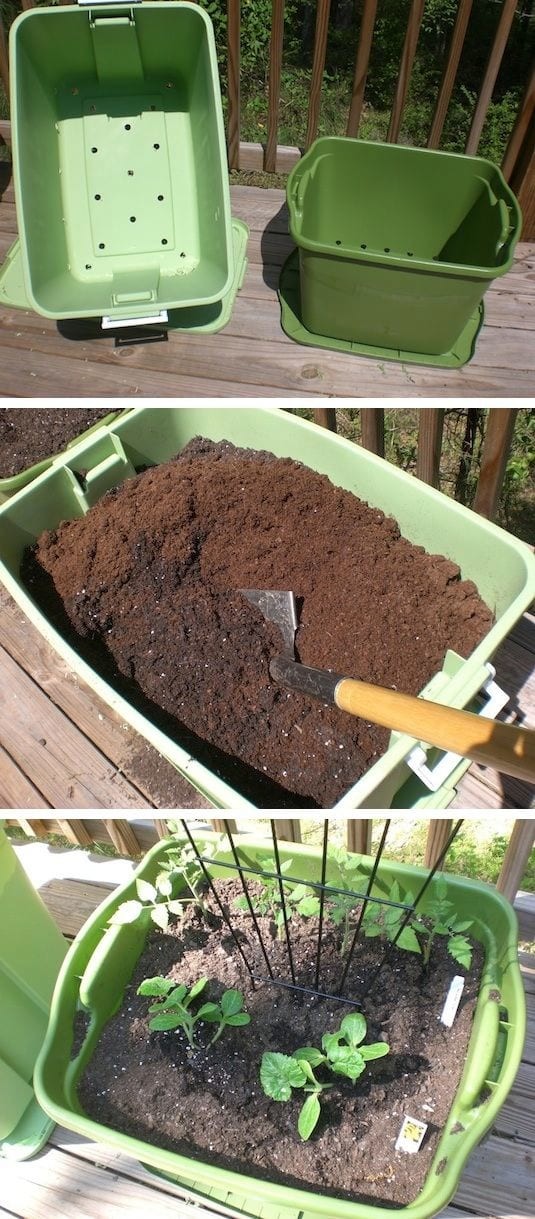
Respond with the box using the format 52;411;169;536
1;876;534;1219
0;580;533;810
0;164;534;398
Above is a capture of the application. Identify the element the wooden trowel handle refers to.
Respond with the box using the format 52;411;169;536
270;656;535;783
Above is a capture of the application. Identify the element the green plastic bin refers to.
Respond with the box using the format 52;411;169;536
0;826;67;1160
0;410;124;497
285;138;521;362
0;406;534;809
9;2;234;323
34;832;526;1219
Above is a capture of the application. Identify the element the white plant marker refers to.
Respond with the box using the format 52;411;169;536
395;1116;428;1154
440;975;465;1028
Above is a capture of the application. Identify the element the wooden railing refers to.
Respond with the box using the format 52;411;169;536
5;816;535;904
312;406;523;524
0;1;534;238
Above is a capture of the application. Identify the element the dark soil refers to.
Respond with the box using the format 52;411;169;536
0;408;113;478
78;878;485;1208
21;437;493;807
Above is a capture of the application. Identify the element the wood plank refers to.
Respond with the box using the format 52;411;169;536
347;0;379;138
454;1132;534;1217
493;1060;535;1142
305;0;332;148
428;0;474;148
502;63;535;180
510;613;535;657
474;408;518;519
346;820;372;854
103;819;143;856
360;409;385;457
520;951;535;992
265;0;285;173
424;820;453;869
387;0;426;143
55;820;95;846
465;0;518;156
416;408;445;487
524;987;535;1064
0;13;9;98
227;0;241;170
0;643;151;810
39;877;115;937
313;407;337;431
0;742;52;809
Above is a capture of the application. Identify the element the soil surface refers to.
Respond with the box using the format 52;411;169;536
78;877;485;1208
22;437;493;806
0;408;113;477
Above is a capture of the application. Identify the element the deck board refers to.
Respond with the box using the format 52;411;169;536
0;167;534;397
0;580;533;810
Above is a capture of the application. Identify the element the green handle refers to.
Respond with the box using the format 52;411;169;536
459;997;501;1108
496;198;512;253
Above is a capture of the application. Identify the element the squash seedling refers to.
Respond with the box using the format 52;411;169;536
261;1012;389;1140
137;976;251;1048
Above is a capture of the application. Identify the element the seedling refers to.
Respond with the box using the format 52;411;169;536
137;976;251;1048
362;879;421;954
109;838;220;931
325;848;390;957
410;875;473;970
234;856;320;938
260;1012;389;1140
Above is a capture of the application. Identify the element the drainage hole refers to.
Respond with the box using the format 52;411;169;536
125;123;131;131
180;251;186;258
161;238;168;245
130;216;136;222
384;247;390;253
407;251;414;256
150;105;156;111
158;194;164;201
94;193;101;201
99;242;105;249
128;169;134;176
154;143;160;150
91;147;98;153
360;243;367;249
85;264;92;270
89;105;96;113
335;239;341;246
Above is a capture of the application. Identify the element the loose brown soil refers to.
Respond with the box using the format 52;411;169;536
22;437;493;806
78;878;485;1208
0;408;112;478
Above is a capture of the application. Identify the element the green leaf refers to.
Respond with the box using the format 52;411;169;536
448;935;472;970
340;1012;367;1047
167;900;186;916
136;879;157;903
148;1011;184;1032
234;895;249;911
292;1047;325;1068
298;1092;321;1141
363;923;382;937
330;1051;366;1082
151;904;170;931
289;884;309;902
196;1003;221;1022
390;881;401;903
109;900;143;925
297;896;321;917
359;1041;390;1061
294;1058;318;1085
384;904;402;927
321;1031;344;1058
221;989;244;1017
137;976;174;998
167;985;188;1005
188;977;208;1001
452;919;473;933
260;1052;306;1101
396;926;422;954
156;874;173;897
226;1012;251;1026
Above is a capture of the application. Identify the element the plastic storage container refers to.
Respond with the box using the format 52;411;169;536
0;410;123;497
8;2;234;323
283;138;521;365
0;406;534;809
34;832;526;1219
0;826;67;1160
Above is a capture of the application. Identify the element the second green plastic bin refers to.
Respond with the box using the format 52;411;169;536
286;138;521;360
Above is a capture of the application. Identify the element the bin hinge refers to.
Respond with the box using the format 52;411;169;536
404;664;509;792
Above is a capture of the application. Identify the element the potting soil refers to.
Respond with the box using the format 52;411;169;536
0;408;112;478
78;877;485;1207
22;437;493;806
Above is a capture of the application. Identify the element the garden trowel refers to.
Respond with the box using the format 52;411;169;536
240;588;535;784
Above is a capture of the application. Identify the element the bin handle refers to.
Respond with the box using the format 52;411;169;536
290;174;305;219
496;198;513;253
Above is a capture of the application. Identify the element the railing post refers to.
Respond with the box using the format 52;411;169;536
265;0;285;172
227;0;241;171
465;0;518;156
347;0;379;138
424;820;453;870
313;407;337;432
387;0;426;143
0;13;9;99
416;409;445;488
473;407;518;520
104;819;142;856
305;0;332;149
360;409;385;458
496;819;535;903
347;820;372;855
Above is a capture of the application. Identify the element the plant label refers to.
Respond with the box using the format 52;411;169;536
440;975;465;1028
395;1116;428;1154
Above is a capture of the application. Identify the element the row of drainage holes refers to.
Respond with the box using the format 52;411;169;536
335;239;415;257
85;248;187;264
91;142;161;151
93;194;165;202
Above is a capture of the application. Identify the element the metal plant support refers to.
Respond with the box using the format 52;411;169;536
180;818;464;1008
